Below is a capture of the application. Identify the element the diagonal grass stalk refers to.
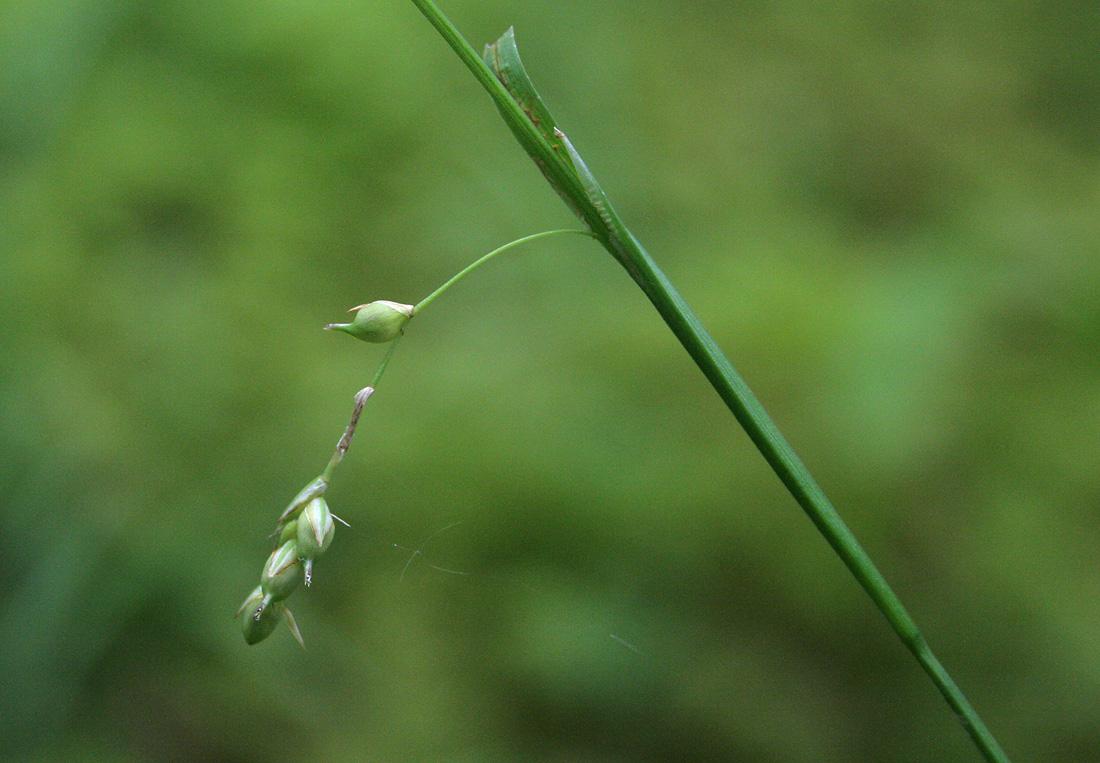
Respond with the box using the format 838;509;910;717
403;1;1012;761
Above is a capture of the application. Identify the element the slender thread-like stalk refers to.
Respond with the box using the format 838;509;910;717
414;229;595;314
368;333;403;388
321;228;588;484
404;2;1011;761
319;336;403;483
320;386;375;483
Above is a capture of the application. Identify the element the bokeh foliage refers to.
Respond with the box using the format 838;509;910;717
2;1;1100;761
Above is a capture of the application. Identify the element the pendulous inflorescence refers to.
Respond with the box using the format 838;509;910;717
237;475;339;645
236;384;375;646
238;299;414;646
238;231;592;646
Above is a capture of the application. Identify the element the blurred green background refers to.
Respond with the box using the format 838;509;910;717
2;0;1099;761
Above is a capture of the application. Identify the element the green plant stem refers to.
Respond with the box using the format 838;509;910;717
413;229;595;314
321;228;589;484
407;0;608;240
368;334;403;388
405;2;1010;761
319;336;404;483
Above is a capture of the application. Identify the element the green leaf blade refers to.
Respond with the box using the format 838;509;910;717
483;27;590;222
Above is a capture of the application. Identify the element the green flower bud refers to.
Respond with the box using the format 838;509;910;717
238;586;282;645
259;540;303;613
296;497;335;585
325;300;413;343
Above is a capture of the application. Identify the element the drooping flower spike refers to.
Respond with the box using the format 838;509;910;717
240;231;593;646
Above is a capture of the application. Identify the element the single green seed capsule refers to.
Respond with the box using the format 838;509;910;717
238;586;282;645
243;600;282;644
297;497;335;585
325;300;413;343
297;498;334;557
260;540;303;609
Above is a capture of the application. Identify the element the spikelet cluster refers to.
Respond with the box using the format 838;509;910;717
237;300;406;646
237;480;337;646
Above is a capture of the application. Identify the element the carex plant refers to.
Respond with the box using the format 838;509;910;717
239;3;1014;762
237;231;592;647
